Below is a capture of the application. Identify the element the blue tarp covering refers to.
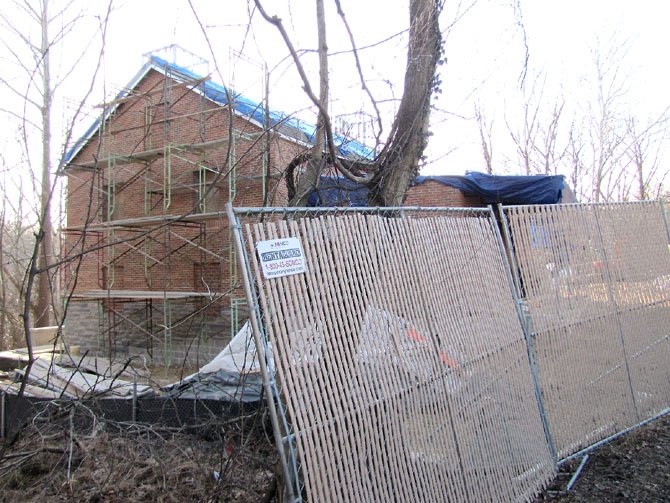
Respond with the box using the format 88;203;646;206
308;176;369;207
413;171;566;205
309;171;567;207
65;55;374;164
151;57;375;159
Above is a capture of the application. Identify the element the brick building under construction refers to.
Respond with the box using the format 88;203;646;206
61;53;568;367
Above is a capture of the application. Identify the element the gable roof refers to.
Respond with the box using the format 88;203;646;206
64;55;375;165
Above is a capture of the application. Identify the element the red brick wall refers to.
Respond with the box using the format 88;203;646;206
63;68;305;297
405;180;483;208
62;68;481;297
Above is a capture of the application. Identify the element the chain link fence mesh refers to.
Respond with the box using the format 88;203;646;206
502;201;670;460
230;206;555;502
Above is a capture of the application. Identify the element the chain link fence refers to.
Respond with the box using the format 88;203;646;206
501;201;670;461
4;200;669;501
228;205;556;502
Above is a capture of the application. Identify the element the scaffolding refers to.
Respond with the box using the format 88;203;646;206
60;54;264;366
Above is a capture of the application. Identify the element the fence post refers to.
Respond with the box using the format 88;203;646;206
1;391;5;439
132;377;137;423
495;205;558;464
496;205;523;298
659;199;670;244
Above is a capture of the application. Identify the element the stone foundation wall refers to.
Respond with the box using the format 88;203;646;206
63;298;248;368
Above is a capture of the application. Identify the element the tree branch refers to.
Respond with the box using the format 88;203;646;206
253;0;372;185
333;0;384;146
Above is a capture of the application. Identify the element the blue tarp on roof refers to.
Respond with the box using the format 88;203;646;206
413;171;566;205
308;171;568;207
65;55;374;164
153;57;375;159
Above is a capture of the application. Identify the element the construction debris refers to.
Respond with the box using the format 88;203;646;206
0;344;153;399
163;322;264;402
0;325;260;402
0;344;71;372
14;357;152;399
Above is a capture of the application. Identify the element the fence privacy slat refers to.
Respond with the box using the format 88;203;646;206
231;207;555;502
503;202;670;459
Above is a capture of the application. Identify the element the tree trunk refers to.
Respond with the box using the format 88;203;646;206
36;0;53;327
368;0;441;206
289;0;330;206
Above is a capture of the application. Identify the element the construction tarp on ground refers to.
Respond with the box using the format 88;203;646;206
164;322;263;402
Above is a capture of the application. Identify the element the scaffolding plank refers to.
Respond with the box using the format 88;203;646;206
70;289;224;299
68;137;232;170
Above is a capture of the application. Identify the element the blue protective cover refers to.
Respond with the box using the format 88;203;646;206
308;176;369;207
65;55;374;164
413;171;566;205
309;171;566;207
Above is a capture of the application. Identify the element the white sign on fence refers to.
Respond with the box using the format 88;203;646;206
256;237;307;279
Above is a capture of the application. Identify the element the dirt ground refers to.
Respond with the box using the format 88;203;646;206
537;415;670;502
0;402;280;503
0;401;667;502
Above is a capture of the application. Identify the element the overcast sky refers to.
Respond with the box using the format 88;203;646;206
4;0;670;180
100;0;670;176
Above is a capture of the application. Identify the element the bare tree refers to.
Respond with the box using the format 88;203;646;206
368;0;442;205
625;115;668;200
565;124;588;201
505;75;568;176
494;33;670;203
288;0;331;206
0;0;111;391
507;80;543;175
474;103;494;174
0;1;51;327
585;42;631;202
0;175;34;350
36;0;54;328
256;0;443;207
535;99;566;175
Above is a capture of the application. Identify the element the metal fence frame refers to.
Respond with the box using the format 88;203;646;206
3;201;667;500
227;203;558;502
500;200;670;464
